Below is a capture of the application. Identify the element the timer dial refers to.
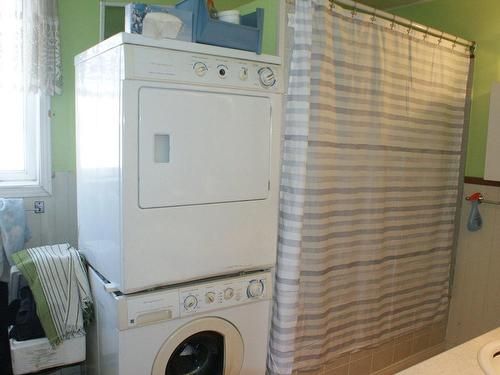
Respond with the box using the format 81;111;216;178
247;280;265;298
183;295;198;311
258;67;276;87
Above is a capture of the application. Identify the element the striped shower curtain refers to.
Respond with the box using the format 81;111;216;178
268;1;473;374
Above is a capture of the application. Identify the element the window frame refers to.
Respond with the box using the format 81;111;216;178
0;94;52;198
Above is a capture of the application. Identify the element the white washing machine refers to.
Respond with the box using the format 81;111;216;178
75;33;283;294
87;267;273;375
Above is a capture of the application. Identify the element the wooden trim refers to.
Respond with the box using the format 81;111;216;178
464;176;500;187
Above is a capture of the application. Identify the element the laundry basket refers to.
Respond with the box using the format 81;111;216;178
176;0;264;53
8;267;86;375
10;336;85;375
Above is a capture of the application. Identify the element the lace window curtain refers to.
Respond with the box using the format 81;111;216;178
0;0;62;96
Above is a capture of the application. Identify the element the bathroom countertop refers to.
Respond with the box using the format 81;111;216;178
397;327;500;374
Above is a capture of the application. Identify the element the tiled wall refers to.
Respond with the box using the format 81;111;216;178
23;172;78;249
446;182;500;347
292;322;446;375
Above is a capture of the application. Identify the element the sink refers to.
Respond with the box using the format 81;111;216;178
478;340;500;374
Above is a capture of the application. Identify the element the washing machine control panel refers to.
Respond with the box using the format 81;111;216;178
121;271;272;329
179;271;272;317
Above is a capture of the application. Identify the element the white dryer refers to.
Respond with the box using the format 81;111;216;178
86;267;273;375
75;33;283;293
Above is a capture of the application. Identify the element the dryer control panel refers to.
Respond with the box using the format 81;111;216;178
120;271;272;329
126;45;282;92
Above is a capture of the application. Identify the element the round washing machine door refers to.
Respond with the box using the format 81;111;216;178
151;317;244;375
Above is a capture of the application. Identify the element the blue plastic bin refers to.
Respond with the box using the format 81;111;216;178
176;0;264;54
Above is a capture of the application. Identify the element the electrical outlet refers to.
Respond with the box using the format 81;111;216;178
34;201;45;214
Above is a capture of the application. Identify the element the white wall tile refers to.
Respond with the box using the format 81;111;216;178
23;171;78;249
447;183;500;347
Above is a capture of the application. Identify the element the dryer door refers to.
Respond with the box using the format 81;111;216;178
138;85;272;208
152;318;243;375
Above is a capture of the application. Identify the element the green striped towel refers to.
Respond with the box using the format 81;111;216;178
12;243;93;347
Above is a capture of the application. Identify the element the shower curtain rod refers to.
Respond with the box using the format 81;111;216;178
329;0;476;50
286;0;475;49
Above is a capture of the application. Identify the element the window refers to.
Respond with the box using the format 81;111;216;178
0;2;52;197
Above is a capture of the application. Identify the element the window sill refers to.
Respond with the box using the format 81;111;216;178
0;181;52;198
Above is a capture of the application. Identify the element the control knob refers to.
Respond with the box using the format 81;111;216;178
239;67;249;81
247;280;264;298
193;62;208;77
258;67;276;87
183;295;198;311
217;64;228;79
224;287;234;300
205;291;216;304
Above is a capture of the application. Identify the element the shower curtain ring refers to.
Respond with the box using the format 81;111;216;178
423;26;429;40
452;36;458;49
351;2;358;18
438;31;444;44
407;21;413;34
330;0;335;11
371;8;377;22
390;15;396;30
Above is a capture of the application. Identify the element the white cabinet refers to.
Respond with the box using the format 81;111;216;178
485;83;500;181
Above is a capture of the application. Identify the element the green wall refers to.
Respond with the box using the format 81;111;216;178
53;0;277;172
55;0;494;177
394;0;500;178
362;0;423;10
52;1;100;172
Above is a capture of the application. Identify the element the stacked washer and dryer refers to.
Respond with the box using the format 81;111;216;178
75;33;283;375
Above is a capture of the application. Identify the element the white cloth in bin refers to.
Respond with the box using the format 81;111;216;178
142;12;183;39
